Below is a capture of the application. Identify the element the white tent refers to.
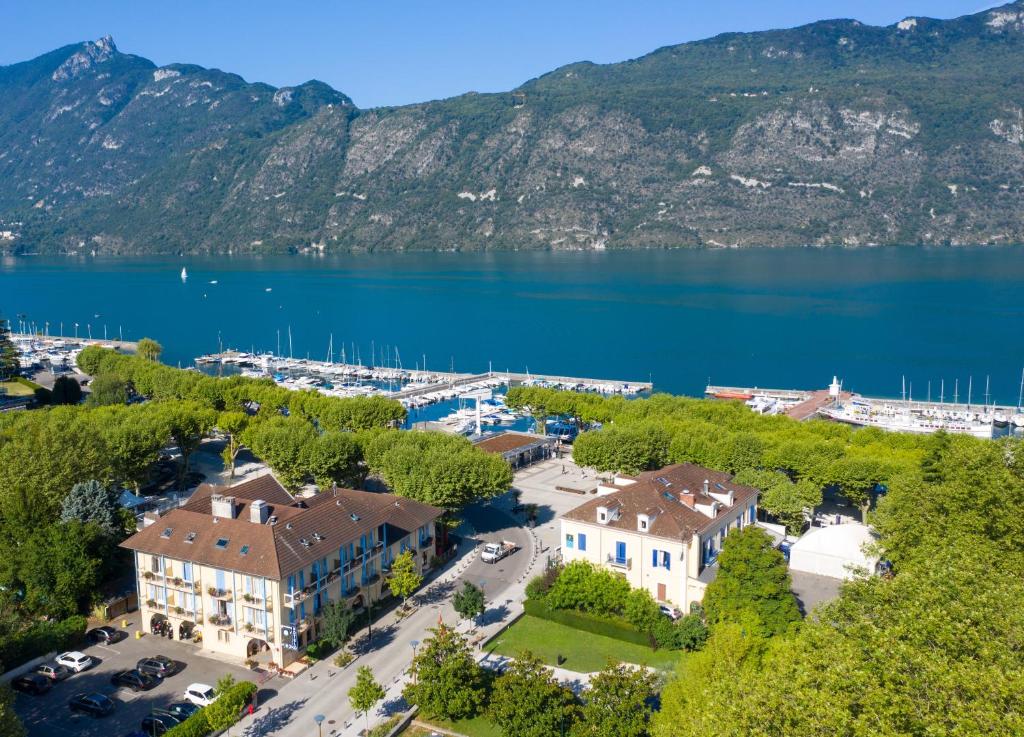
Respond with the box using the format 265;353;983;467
788;522;879;580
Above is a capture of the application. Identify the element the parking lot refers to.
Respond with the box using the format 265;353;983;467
12;617;255;737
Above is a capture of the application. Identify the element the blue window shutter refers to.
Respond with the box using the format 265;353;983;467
288;574;295;594
215;569;225;590
663;551;671;570
652;549;658;567
579;533;586;551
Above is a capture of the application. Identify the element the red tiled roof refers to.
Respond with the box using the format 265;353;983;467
121;475;441;579
563;463;759;542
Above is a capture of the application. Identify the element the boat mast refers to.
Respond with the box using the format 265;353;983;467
288;325;293;360
927;381;931;404
967;376;973;410
984;375;991;409
940;379;945;405
327;333;333;364
901;375;906;403
1018;368;1024;412
954;379;959;405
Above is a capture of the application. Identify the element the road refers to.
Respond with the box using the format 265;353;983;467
239;499;538;737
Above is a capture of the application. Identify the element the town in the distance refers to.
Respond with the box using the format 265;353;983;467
1;313;1016;737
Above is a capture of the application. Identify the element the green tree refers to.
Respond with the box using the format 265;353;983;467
703;526;800;638
827;456;888;521
0;684;27;737
85;374;128;406
9;521;105;618
403;624;486;720
349;665;386;735
546;561;630;615
489;650;579;737
622;588;661;635
216;411;250;478
572;662;657;737
301;430;362;488
319;600;356;648
387;550;422;608
94;406;169;492
244;415;317;490
452;581;486;627
49;375;82;405
0;314;19;382
59;479;122;536
158;401;217;489
136;337;163;362
759;478;821;534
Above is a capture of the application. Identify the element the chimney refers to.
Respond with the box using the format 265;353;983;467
211;494;237;519
250;499;270;524
703;479;710;495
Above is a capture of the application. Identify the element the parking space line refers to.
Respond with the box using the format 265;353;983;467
96;644;122;656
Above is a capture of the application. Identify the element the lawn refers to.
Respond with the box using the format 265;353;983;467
0;381;33;396
487;615;680;673
405;715;502;737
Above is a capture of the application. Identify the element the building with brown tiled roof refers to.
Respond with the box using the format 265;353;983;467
473;431;556;469
121;473;441;667
560;463;759;611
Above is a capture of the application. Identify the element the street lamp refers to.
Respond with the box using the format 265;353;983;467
410;639;420;684
314;713;325;737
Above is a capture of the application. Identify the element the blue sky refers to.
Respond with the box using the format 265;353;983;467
0;1;1003;108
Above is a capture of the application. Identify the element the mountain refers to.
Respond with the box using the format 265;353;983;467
3;4;1024;254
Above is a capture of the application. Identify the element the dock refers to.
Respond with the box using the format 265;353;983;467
12;333;139;352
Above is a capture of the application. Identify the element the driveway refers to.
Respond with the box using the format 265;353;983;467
13;622;254;737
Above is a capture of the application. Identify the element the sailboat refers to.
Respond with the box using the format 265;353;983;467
180;267;188;281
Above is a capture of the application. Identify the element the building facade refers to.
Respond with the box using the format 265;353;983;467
121;474;440;667
560;463;759;612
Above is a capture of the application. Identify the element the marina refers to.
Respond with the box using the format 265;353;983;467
707;375;1024;438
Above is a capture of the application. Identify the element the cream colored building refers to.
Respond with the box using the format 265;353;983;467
122;474;440;667
560;463;759;612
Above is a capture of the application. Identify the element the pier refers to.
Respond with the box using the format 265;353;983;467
12;333;139;352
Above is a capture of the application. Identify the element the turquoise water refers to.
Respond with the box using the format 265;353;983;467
2;247;1023;402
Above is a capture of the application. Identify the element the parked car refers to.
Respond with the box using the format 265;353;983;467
56;651;94;672
110;669;160;692
140;712;181;736
87;626;123;645
163;702;201;720
68;693;115;717
659;604;681;620
183;683;218;707
11;674;52;695
35;663;73;681
136;655;178;678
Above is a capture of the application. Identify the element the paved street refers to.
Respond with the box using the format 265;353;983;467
236;495;542;737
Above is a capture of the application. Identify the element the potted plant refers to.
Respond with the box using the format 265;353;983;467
172;577;183;587
207;586;219;597
243;593;254;603
143;571;155;581
244;623;254;632
146;599;157;608
174;606;184;615
245;658;258;669
207;614;220;625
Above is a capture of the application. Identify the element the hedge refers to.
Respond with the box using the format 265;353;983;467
0;615;87;669
163;681;257;737
523;599;650;647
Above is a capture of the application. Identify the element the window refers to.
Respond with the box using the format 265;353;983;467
151;556;163;574
239;545;250;556
215;538;229;550
184;531;196;544
662;551;671;570
749;505;756;523
182;562;193;583
599;512;607;522
160;527;173;539
565;534;574;550
652;549;660;568
578;533;587;551
640;519;648;530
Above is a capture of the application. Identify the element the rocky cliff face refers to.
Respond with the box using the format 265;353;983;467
3;3;1024;254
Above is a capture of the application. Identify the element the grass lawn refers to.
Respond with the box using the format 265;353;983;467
487;615;680;673
405;715;502;737
0;381;33;397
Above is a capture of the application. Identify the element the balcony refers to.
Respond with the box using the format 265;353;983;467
283;590;308;608
240;593;265;606
418;536;434;549
606;555;632;570
207;614;232;628
207;587;232;600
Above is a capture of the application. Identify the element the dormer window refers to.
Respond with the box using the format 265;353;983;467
637;513;650;532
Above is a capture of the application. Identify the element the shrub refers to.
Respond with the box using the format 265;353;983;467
525;567;561;600
334;650;355;668
546;560;630;615
164;681;257;737
0;615;87;669
368;715;401;737
523;599;650;647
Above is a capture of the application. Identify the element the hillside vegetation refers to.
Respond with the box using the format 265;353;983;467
4;4;1024;253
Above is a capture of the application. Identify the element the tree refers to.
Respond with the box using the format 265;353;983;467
0;314;19;382
85;374;128;406
572;662;657;737
301;430;362;488
158;401;217;489
623;588;661;635
319;600;356;648
702;526;800;638
387;550;422;608
489;650;579;737
8;521;105;618
94;406;169;492
759;478;821;535
349;665;385;735
49;375;82;405
403;624;486;720
0;684;27;737
827;456;889;521
453;581;486;627
546;561;630;615
136;337;163;362
216;411;250;478
59;480;123;536
244;416;317;490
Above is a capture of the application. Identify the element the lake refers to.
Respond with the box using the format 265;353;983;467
2;247;1023;403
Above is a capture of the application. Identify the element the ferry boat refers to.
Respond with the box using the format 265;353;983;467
819;399;995;439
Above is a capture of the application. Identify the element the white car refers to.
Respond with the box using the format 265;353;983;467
184;683;219;707
55;651;94;673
